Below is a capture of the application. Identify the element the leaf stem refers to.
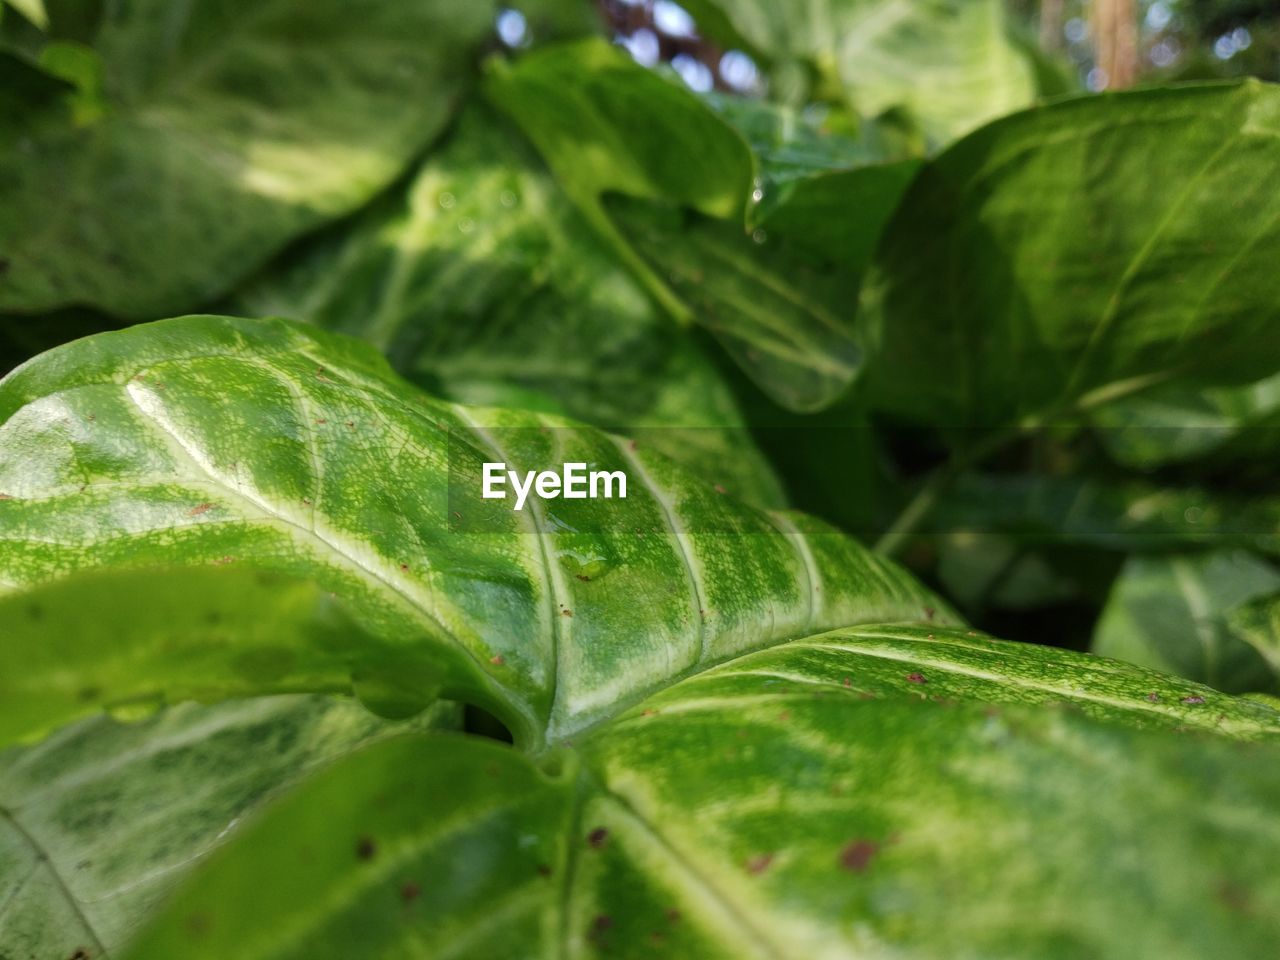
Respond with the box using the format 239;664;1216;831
874;425;1026;557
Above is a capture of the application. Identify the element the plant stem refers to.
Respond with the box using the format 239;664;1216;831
874;425;1025;557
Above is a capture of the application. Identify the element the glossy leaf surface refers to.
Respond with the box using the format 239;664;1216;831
861;82;1280;434
0;694;456;956
0;0;492;316
0;315;948;748
486;41;869;412
230;105;786;507
126;632;1280;958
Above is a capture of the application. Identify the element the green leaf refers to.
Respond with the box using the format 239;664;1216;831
928;471;1280;556
0;0;494;317
3;0;46;29
485;40;871;412
0;314;950;749
1093;371;1280;472
0;694;455;956
861;82;1280;435
126;637;1280;957
606;195;864;413
680;0;1037;144
485;40;754;228
1093;551;1280;694
1230;592;1280;681
229;104;786;508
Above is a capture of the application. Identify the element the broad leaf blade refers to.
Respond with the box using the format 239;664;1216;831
861;82;1280;434
0;315;949;747
0;694;455;956
230;104;787;508
486;40;870;412
0;0;493;316
607;195;863;413
124;636;1280;957
1092;551;1280;694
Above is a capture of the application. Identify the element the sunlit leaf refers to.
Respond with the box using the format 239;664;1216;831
681;0;1037;144
230;104;786;508
0;314;949;749
0;0;493;317
861;82;1280;436
127;643;1280;957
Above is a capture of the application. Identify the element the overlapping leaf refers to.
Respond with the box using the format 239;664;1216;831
860;81;1280;436
0;0;493;317
230;104;786;508
0;693;455;955
1094;551;1280;693
0;315;948;748
124;633;1280;958
487;41;896;412
680;0;1037;143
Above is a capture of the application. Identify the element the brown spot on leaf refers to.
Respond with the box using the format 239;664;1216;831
1146;692;1160;702
314;418;327;425
68;950;91;960
778;709;791;721
746;853;774;875
0;493;11;500
840;839;880;873
356;836;377;861
1182;695;1206;705
489;654;505;666
924;607;935;620
714;484;728;494
536;864;553;878
212;555;236;565
562;609;573;617
187;502;215;517
588;914;614;944
587;827;609;848
906;672;927;684
842;677;851;687
399;563;410;571
575;574;591;582
185;911;211;935
1216;877;1252;914
665;908;681;924
315;367;331;382
400;880;421;903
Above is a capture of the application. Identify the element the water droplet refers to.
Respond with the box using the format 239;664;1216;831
559;549;612;582
438;192;456;210
458;217;475;234
751;187;764;203
1184;506;1203;524
499;190;518;208
752;229;767;245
